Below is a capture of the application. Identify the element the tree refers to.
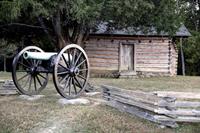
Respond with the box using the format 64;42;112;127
0;0;183;50
181;0;200;32
181;31;200;75
176;0;200;75
0;39;17;71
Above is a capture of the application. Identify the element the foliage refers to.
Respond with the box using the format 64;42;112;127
183;31;200;75
176;0;200;75
0;0;183;49
0;1;21;22
180;0;200;32
1;0;199;75
0;39;18;57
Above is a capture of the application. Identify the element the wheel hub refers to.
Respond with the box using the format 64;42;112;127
30;67;37;75
69;67;79;77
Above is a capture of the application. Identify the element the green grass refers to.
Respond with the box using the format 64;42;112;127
90;76;200;92
1;72;200;132
0;125;12;133
0;72;11;80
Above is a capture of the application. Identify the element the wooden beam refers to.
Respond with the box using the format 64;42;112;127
134;44;136;71
102;85;200;126
105;100;178;128
154;115;200;123
154;91;200;99
89;35;170;41
180;37;185;76
119;42;122;72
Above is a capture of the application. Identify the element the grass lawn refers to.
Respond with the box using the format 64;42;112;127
1;72;200;133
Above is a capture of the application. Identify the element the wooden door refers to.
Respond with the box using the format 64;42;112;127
121;44;134;71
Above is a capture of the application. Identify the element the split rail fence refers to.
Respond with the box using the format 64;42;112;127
102;85;200;128
0;80;17;95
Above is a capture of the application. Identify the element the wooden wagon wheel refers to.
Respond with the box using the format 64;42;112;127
12;46;48;95
53;44;90;99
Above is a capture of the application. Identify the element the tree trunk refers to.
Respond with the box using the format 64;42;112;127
198;1;200;31
52;10;66;50
52;10;90;49
74;26;90;47
76;33;84;46
38;17;56;46
3;56;6;72
180;38;185;76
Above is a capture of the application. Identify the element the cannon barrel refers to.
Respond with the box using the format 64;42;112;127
23;51;72;61
23;51;57;60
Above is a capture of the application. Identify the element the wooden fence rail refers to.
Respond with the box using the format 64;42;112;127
102;85;200;128
0;80;18;95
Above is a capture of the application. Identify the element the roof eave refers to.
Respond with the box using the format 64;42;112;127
89;33;191;38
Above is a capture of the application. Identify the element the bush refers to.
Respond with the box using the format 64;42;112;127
183;31;200;75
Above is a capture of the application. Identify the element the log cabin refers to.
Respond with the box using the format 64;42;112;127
84;24;191;78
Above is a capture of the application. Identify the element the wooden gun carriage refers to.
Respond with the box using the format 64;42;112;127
12;44;89;99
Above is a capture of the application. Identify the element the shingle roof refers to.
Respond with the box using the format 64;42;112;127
91;22;191;37
175;25;191;37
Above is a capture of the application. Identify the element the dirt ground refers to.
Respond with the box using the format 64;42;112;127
1;72;200;133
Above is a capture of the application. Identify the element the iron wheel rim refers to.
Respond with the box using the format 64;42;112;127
53;44;90;99
12;46;48;95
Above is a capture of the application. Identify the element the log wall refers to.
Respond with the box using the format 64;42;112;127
84;38;120;77
84;36;178;77
170;42;178;76
135;39;172;77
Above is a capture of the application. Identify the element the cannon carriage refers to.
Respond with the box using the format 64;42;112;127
12;44;89;99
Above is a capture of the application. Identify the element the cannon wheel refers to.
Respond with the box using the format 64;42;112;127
12;46;48;95
53;44;89;99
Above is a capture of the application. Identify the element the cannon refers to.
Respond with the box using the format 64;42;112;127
12;44;89;99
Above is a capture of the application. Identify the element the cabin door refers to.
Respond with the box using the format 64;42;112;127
120;44;135;71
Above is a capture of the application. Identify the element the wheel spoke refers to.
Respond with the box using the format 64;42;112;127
25;59;32;66
77;74;87;81
36;75;42;87
18;73;30;81
76;59;86;68
72;77;77;94
33;60;36;67
28;76;33;91
62;54;70;68
74;76;83;88
63;77;70;91
68;50;71;67
30;59;34;66
18;62;31;69
69;77;72;95
72;48;77;65
74;52;82;66
79;69;88;72
38;73;47;80
35;60;40;67
60;74;70;85
58;63;67;70
33;76;37;91
57;71;69;75
22;75;30;88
